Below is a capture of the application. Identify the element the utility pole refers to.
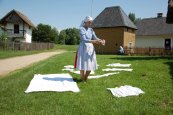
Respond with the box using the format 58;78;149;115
91;0;93;17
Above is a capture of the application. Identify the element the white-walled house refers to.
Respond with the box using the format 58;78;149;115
136;13;173;50
0;9;35;43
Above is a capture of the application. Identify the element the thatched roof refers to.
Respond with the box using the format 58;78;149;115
0;9;35;28
92;6;137;29
136;17;173;36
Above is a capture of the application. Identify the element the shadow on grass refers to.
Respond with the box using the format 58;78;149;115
110;56;173;61
73;77;83;83
43;77;73;82
164;62;173;84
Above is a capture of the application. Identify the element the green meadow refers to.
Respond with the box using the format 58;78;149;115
0;45;173;115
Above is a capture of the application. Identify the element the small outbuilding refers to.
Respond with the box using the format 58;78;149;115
92;6;137;54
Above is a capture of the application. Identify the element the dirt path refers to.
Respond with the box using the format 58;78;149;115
0;51;65;77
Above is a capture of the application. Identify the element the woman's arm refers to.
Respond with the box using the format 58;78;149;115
91;28;105;45
91;28;100;40
80;27;103;45
90;40;101;44
80;27;91;43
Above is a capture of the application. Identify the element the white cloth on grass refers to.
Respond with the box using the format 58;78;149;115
25;73;80;93
72;70;95;75
62;68;95;75
64;65;74;69
88;72;119;79
102;68;133;72
62;68;74;71
64;65;99;68
107;85;144;97
106;63;131;67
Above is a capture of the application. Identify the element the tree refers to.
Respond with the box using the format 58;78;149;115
128;13;136;23
32;24;79;44
58;30;67;44
65;28;76;45
135;18;142;24
32;23;59;43
128;13;141;24
65;28;79;45
50;27;59;44
73;28;80;44
58;28;80;45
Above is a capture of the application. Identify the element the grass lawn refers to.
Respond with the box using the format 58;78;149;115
0;50;47;59
54;44;78;51
0;51;173;114
0;45;78;59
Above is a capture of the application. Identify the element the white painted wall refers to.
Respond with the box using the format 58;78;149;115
25;25;32;43
6;23;13;30
5;23;32;43
136;36;173;48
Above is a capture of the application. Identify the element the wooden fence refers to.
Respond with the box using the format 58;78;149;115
0;41;55;51
124;47;173;56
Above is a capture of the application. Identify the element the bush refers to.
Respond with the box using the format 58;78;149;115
0;32;7;41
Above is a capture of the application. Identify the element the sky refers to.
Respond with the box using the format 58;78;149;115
0;0;167;31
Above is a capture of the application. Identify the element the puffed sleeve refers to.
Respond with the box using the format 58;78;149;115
91;28;100;40
79;27;91;43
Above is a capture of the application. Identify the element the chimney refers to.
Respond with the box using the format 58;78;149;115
157;13;163;18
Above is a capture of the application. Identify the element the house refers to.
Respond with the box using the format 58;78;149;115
136;13;173;50
92;6;137;54
0;9;35;43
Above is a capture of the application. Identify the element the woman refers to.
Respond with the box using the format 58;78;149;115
74;16;105;82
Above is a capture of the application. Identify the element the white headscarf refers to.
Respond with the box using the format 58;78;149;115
80;16;93;27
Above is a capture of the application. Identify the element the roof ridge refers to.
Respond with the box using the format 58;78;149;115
14;10;35;27
141;17;166;20
116;6;137;29
118;6;126;27
105;6;120;9
0;9;35;28
93;6;137;29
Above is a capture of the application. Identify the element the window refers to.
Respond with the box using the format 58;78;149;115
165;39;171;50
14;24;19;34
128;42;133;48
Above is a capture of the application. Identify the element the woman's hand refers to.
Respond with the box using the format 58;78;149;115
100;39;105;46
98;39;105;46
